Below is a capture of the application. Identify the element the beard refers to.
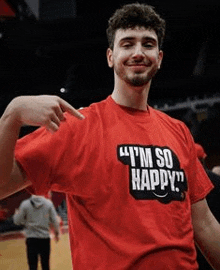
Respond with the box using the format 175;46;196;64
115;65;159;87
128;75;150;87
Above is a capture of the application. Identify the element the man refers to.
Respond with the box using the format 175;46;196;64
0;3;220;269
13;195;60;270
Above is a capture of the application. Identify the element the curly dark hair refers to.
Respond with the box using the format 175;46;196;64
106;3;166;50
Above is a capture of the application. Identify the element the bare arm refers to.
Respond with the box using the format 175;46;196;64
0;160;31;200
0;95;84;200
192;198;220;270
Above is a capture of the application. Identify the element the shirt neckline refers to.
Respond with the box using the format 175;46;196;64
107;95;152;122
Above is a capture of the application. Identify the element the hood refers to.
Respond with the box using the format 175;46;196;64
30;195;45;208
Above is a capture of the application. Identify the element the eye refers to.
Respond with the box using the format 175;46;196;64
143;42;154;48
122;42;133;48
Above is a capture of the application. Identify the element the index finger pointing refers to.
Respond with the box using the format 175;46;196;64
59;99;85;120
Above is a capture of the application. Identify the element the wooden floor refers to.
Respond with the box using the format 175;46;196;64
0;229;72;270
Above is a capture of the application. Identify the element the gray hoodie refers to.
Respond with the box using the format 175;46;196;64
13;195;60;238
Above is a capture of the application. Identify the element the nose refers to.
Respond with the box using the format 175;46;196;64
132;44;145;59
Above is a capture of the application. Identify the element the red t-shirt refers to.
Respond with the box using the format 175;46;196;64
15;96;213;270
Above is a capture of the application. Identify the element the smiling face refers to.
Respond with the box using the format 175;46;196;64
107;27;163;88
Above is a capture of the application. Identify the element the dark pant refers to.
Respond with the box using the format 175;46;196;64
26;238;50;270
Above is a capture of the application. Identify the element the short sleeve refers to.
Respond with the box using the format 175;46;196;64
15;114;77;195
182;126;214;204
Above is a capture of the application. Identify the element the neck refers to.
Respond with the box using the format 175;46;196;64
111;80;151;111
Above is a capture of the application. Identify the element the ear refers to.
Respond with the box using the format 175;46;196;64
106;48;114;68
158;50;164;69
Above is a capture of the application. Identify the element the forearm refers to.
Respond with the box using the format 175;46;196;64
0;98;31;200
0;103;22;186
195;216;220;270
192;200;220;270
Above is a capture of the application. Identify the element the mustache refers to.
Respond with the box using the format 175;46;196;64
126;60;151;66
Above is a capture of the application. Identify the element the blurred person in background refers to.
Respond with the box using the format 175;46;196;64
13;195;60;270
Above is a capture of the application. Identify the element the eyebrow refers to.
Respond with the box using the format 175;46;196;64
119;36;157;44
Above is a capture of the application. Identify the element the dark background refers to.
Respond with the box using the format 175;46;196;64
1;0;220;167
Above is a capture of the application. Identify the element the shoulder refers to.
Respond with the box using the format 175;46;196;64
41;197;53;205
149;107;194;144
19;198;31;209
150;107;190;131
150;106;182;123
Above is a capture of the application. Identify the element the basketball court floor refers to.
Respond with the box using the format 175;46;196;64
0;227;72;270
